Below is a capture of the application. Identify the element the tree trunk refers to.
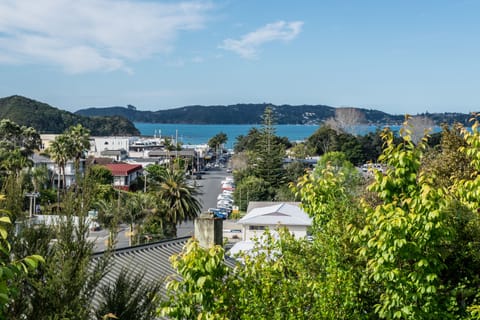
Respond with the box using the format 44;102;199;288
57;168;61;208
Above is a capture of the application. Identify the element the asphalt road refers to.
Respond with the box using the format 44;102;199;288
177;167;229;237
90;167;230;251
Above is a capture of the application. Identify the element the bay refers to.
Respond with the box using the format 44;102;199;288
134;122;443;147
134;123;321;147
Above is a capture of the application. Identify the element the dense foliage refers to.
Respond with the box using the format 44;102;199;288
162;116;480;319
0;95;140;135
95;269;161;320
0;196;43;317
232;107;296;205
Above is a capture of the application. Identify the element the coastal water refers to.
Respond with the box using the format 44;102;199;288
134;123;321;146
133;123;421;146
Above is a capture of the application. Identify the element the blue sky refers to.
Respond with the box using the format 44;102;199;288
0;0;479;115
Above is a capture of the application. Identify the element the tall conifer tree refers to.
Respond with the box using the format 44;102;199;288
252;106;286;189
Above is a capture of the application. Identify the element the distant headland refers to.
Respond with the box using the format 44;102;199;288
75;103;473;126
0;95;475;137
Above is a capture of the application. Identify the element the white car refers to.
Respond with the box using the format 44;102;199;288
217;198;233;205
217;200;233;207
217;193;233;201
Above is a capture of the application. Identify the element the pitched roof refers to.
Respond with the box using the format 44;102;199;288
238;203;312;226
100;149;127;156
90;236;238;314
246;201;301;213
104;163;143;176
148;150;196;157
90;237;190;310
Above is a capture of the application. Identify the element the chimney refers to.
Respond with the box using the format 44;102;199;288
194;213;223;248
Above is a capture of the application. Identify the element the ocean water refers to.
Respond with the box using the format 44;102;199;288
134;122;445;147
134;123;321;146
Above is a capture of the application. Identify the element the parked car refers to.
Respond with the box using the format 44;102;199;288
208;208;228;219
218;193;233;201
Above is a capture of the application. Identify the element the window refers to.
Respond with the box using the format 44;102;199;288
249;225;265;230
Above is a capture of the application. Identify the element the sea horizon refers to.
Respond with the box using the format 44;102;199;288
133;122;395;147
134;123;323;147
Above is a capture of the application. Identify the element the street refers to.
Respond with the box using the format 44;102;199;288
90;167;230;252
177;166;229;236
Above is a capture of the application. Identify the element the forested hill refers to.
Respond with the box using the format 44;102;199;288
75;103;472;125
0;95;140;135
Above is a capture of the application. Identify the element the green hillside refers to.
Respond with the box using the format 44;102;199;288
76;103;473;126
0;95;140;135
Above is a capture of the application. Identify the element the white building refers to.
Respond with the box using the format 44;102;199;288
31;153;85;189
238;202;312;241
229;203;312;258
88;136;134;157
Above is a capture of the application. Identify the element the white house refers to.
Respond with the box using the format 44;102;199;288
237;202;312;241
31;153;85;189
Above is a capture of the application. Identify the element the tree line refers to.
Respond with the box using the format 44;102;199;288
0;95;140;135
0;118;201;319
75;101;474;126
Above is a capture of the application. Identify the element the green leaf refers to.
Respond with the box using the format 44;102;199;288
0;216;11;224
197;276;206;288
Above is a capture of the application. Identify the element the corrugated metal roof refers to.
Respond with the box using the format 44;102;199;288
90;236;238;316
90;237;190;313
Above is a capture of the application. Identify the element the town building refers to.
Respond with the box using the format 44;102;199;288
104;163;144;191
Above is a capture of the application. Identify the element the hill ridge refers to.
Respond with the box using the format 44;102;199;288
75;103;472;126
0;95;140;135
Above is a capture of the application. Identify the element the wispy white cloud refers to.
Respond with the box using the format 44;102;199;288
191;56;204;63
0;0;212;73
219;21;303;59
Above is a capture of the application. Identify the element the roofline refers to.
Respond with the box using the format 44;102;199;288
240;222;311;226
92;236;191;258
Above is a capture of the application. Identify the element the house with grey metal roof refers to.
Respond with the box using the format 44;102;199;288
100;149;128;161
238;202;312;241
229;203;312;257
90;236;190;311
90;215;233;318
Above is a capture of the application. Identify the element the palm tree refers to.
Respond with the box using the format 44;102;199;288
95;198;120;248
0;149;33;215
123;192;154;246
95;268;161;320
30;165;49;193
157;168;201;237
46;125;90;201
66;124;90;175
47;135;70;205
